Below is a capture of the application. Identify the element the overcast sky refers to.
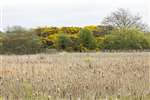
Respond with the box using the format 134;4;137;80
0;0;150;31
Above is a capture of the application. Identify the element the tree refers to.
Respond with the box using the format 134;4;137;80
56;33;72;50
1;32;43;54
102;8;148;31
79;29;96;50
101;28;150;50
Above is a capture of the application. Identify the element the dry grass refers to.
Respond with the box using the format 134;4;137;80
0;52;150;100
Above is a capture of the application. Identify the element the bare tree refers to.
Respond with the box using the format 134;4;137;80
102;8;148;31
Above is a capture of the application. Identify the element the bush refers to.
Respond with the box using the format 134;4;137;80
96;37;105;49
0;32;4;53
68;35;81;51
60;27;81;34
55;33;72;51
1;32;43;54
41;34;59;48
79;29;96;50
101;28;150;50
145;33;150;47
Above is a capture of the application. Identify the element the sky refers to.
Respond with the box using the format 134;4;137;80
0;0;150;31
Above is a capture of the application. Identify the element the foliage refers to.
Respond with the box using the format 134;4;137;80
60;27;81;34
0;32;4;52
96;37;105;49
1;32;43;54
145;34;150;48
97;25;114;35
1;24;150;54
41;34;59;48
84;25;114;36
34;27;81;50
101;28;150;50
84;25;102;37
35;26;81;36
35;27;59;37
79;29;97;50
84;25;98;31
68;34;81;51
55;33;72;51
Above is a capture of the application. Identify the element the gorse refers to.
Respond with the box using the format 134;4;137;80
0;27;150;54
0;8;150;54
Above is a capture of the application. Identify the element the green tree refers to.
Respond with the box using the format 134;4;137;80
101;28;150;50
79;29;96;50
56;33;72;50
1;32;43;54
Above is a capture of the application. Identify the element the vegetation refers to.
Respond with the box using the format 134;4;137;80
1;53;149;99
1;26;149;54
0;9;150;54
78;29;96;50
1;32;43;54
1;8;150;100
101;28;150;50
102;8;148;31
55;33;72;51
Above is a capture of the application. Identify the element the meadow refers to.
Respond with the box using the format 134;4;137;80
0;52;150;100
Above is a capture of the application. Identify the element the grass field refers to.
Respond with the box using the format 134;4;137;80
0;52;150;100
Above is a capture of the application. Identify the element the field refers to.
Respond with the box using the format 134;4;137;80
0;52;150;100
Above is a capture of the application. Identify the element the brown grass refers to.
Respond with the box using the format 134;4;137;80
0;52;150;100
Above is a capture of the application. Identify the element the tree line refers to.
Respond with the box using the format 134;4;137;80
0;9;150;54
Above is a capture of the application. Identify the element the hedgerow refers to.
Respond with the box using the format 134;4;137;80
0;26;150;54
